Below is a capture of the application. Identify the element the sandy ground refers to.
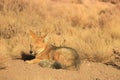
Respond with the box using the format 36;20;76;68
0;59;119;80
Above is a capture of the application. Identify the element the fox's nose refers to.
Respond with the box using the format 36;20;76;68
30;50;33;54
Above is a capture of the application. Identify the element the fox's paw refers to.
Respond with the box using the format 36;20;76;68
25;60;34;64
25;59;40;64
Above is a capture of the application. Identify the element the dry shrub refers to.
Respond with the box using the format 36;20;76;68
99;0;120;4
102;5;120;47
0;0;29;13
76;28;113;62
0;24;20;39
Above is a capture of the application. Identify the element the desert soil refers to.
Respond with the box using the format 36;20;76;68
0;58;119;80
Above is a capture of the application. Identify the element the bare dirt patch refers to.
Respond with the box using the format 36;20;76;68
0;59;120;80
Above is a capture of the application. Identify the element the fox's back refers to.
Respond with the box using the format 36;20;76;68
50;47;80;70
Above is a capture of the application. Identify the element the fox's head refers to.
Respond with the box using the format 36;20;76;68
29;30;47;56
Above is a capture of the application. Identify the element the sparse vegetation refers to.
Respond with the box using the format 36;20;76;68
0;0;120;69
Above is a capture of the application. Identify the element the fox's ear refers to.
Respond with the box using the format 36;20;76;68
29;30;37;39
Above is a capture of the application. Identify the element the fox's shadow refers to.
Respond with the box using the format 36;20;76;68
20;51;35;61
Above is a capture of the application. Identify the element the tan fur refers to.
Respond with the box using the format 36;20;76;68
26;30;80;70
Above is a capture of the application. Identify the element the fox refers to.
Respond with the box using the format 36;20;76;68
26;30;80;70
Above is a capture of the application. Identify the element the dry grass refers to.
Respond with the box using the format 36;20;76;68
99;0;120;4
0;0;120;68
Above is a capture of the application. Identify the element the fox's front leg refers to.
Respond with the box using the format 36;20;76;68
25;58;40;64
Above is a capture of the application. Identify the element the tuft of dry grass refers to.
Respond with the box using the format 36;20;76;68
99;0;120;4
